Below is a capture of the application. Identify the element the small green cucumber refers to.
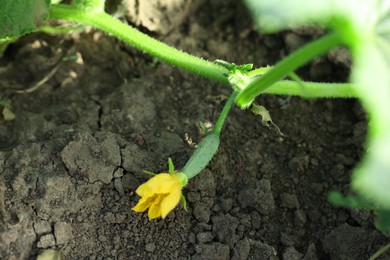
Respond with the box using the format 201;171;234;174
183;133;220;179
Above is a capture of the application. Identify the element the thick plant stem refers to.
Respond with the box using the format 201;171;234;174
49;5;357;99
236;32;344;107
212;91;238;136
49;4;229;84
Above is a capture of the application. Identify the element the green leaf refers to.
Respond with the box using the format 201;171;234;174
328;191;375;210
180;194;187;211
375;210;390;233
349;1;390;208
143;170;156;176
0;100;11;107
244;0;371;37
0;0;50;38
168;158;175;175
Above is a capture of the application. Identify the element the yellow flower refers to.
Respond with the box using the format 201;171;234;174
132;159;188;219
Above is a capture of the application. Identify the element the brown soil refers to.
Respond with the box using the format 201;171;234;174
0;0;389;259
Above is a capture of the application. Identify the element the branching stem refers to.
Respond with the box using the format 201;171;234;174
237;32;345;107
49;4;357;100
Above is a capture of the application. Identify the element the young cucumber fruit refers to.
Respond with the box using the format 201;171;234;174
183;133;220;179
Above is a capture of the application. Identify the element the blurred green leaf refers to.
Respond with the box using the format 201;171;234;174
0;100;11;107
0;0;50;38
349;2;390;208
328;191;375;210
375;210;390;233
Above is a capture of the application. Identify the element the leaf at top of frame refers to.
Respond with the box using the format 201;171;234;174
0;0;51;39
244;0;373;34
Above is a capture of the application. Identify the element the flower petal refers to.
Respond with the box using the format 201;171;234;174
135;182;153;197
132;194;156;212
148;194;165;219
146;174;180;194
161;190;181;218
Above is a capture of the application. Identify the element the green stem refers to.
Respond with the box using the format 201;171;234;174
49;5;357;99
369;243;390;260
49;4;229;84
212;91;239;135
265;80;356;98
236;32;344;107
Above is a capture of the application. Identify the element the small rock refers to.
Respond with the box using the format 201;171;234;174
281;233;295;246
238;179;275;215
197;232;214;243
113;168;124;178
220;198;233;212
186;191;201;203
196;223;212;231
61;133;120;184
54;222;72;245
193;202;211;223
115;214;127;223
303;243;318;260
34;221;52;235
121;173;140;191
351;208;372;227
323;223;382;259
232;238;250;260
283;246;304;260
212;214;240;246
38;234;56;248
248;239;277;259
251;211;262;229
103;212;116;223
145;242;156;252
281;193;300;209
192;242;230;260
295;209;307;227
114;178;125;196
98;235;107;242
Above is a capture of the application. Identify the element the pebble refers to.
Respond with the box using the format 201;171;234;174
34;221;52;235
121;174;140;191
197;232;214;243
113;168;124;178
114;178;125;196
145;242;156;252
295;209;307;227
38;234;56;248
281;193;300;209
54;222;73;245
193;202;211;223
232;238;250;260
220;198;233;212
303;243;318;260
283;246;304;260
